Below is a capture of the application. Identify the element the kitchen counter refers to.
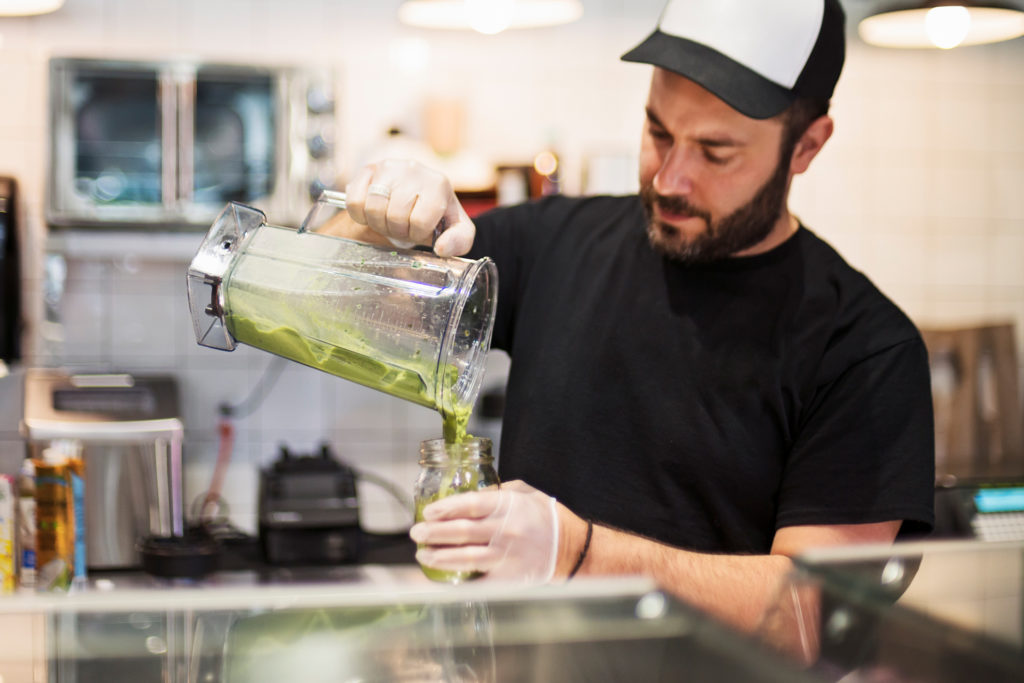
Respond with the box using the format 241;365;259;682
77;530;421;593
86;563;431;593
764;539;1024;682
16;538;1024;682
0;573;816;683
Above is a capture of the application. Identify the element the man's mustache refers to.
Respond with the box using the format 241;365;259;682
653;193;711;224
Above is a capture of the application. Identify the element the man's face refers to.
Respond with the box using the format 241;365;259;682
638;68;793;263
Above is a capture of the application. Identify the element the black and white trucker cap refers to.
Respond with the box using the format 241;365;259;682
622;0;845;119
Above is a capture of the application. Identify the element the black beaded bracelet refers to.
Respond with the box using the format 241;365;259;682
568;519;593;579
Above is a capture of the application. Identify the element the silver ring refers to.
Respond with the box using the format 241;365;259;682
367;183;392;199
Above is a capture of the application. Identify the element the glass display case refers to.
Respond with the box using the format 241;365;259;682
0;570;816;683
761;539;1024;682
8;541;1023;682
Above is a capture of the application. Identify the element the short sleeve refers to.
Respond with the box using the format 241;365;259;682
468;204;528;352
468;197;569;353
776;337;935;536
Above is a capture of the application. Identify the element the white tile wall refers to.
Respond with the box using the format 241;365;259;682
0;1;1022;530
901;549;1024;645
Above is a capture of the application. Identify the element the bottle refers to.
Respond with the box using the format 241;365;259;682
413;437;499;584
34;445;74;592
0;474;14;593
16;458;35;589
66;443;87;587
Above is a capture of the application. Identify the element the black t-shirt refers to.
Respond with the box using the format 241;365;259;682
469;194;934;554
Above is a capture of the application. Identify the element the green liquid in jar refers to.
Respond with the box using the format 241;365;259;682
416;400;483;583
415;495;483;584
415;451;494;583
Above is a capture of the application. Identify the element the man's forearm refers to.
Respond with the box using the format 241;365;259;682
561;516;792;632
554;506;899;655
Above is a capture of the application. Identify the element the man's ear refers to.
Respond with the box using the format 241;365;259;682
789;115;834;175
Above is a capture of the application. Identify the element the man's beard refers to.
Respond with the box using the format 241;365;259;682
640;153;791;264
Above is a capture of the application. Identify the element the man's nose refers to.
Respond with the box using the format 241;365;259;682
652;146;695;196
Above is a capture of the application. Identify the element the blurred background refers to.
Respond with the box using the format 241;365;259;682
0;0;1022;535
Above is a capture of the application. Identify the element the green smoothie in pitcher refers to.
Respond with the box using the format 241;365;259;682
203;216;497;431
227;315;437;408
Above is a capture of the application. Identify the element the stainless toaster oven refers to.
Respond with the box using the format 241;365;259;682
47;57;337;230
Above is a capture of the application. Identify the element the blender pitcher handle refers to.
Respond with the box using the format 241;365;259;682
299;189;348;234
300;190;447;246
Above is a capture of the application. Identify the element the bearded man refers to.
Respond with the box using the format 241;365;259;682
338;0;934;637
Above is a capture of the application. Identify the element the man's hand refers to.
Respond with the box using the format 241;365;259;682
410;480;560;583
345;159;476;257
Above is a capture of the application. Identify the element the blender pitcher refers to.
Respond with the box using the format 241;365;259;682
186;197;498;420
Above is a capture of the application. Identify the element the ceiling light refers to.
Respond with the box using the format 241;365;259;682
859;2;1024;49
398;0;584;35
0;0;64;16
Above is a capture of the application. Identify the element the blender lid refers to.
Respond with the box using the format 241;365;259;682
187;202;267;351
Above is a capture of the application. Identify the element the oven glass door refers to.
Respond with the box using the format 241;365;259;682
49;60;177;226
72;67;165;207
190;69;277;209
48;59;315;229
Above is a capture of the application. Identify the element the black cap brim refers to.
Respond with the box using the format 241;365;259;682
622;30;795;120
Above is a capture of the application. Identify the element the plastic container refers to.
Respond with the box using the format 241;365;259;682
16;458;35;588
413;437;499;584
187;200;497;428
0;474;14;593
33;447;74;591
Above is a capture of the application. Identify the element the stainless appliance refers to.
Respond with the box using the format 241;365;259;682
47;57;336;229
21;369;185;569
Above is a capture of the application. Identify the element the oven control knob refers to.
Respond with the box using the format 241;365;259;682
306;86;335;115
308;134;332;160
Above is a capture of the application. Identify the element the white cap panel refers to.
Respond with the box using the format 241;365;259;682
658;0;824;88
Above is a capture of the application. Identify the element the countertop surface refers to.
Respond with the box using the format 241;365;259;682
86;529;420;590
219;529;418;569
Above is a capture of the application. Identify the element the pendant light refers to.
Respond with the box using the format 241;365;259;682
859;1;1024;49
0;0;64;16
398;0;584;35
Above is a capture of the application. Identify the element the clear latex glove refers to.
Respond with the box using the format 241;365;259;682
410;480;559;583
344;159;476;257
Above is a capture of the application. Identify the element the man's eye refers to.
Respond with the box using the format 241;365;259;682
650;129;671;142
703;149;728;165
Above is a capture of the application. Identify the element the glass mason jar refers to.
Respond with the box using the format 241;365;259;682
413;437;499;584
